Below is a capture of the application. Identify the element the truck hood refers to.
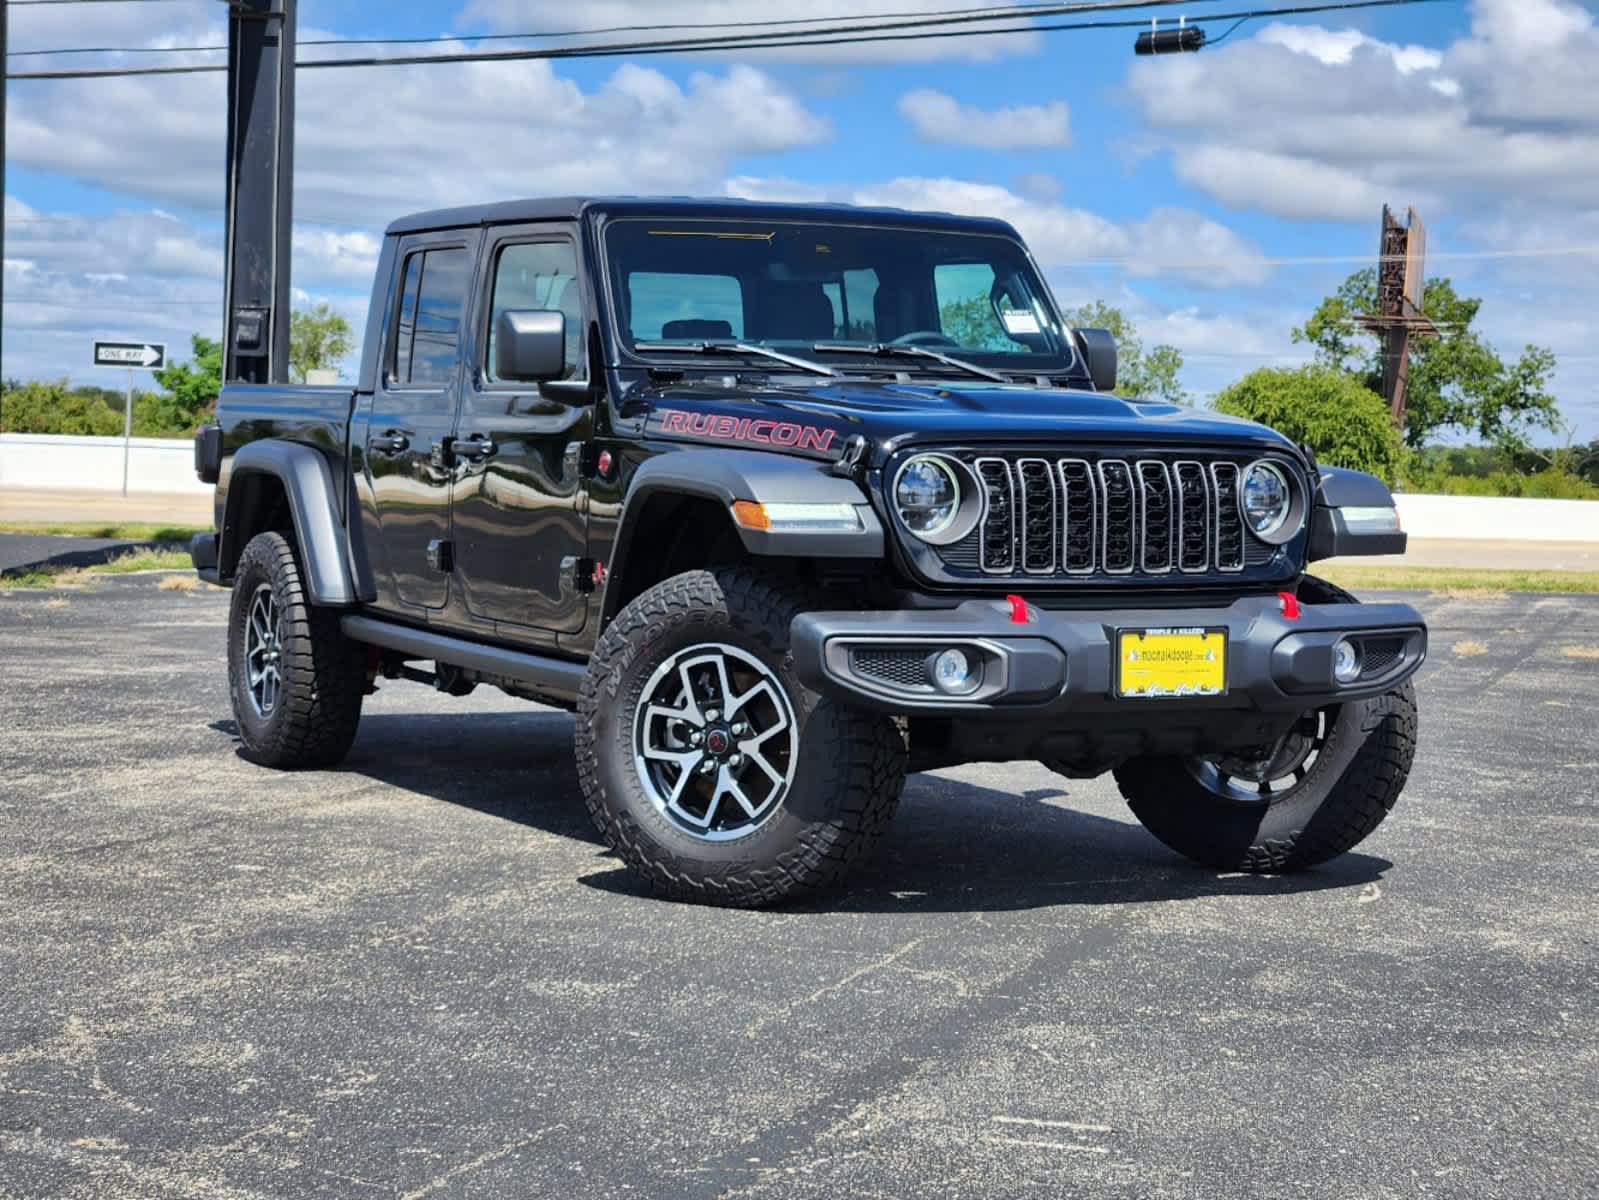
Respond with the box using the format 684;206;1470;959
633;377;1296;462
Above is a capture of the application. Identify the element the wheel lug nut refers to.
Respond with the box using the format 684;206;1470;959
698;759;718;775
705;709;720;722
731;722;748;736
728;753;744;768
689;730;704;746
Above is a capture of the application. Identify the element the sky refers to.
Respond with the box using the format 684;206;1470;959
3;0;1597;440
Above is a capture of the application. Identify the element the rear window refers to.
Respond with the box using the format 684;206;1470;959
391;246;470;386
626;272;745;341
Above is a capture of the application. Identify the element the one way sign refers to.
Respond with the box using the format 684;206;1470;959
93;340;167;370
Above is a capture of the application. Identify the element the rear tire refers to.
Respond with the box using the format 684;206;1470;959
576;569;906;908
227;531;365;768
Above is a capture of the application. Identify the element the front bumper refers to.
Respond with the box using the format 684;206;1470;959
791;594;1426;717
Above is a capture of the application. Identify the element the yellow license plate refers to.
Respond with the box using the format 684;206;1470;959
1117;628;1227;699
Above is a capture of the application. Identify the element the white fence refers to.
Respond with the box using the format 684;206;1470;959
2;433;1597;540
0;433;211;496
1394;493;1597;544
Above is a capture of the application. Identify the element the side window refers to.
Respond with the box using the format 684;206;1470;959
932;262;1052;354
390;246;470;387
627;272;744;340
933;262;1013;352
392;253;423;383
486;241;580;382
842;269;879;341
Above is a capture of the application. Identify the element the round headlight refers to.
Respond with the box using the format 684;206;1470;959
895;455;961;540
1240;461;1294;541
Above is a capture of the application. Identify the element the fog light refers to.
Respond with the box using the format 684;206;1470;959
1333;639;1362;684
932;648;974;693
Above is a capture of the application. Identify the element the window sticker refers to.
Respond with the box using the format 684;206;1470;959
1001;310;1041;335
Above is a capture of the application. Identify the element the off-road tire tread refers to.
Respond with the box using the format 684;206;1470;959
229;531;364;769
575;569;905;907
1114;575;1418;872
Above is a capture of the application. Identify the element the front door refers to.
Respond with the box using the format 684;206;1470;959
450;227;592;636
365;234;476;613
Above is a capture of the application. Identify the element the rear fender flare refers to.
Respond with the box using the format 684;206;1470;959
219;440;357;606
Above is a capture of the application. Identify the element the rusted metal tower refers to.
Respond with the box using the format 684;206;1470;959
1354;205;1440;432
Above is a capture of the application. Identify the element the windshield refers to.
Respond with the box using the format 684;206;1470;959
603;217;1076;374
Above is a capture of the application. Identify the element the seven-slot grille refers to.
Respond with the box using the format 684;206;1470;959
934;451;1286;583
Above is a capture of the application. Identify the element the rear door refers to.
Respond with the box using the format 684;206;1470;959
364;232;477;613
449;224;592;637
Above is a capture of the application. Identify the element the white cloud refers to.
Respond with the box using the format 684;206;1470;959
0;196;388;385
1128;1;1599;223
455;1;1040;62
897;88;1071;149
1170;147;1402;224
9;55;830;228
725;175;1268;289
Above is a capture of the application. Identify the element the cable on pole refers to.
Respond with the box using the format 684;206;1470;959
4;0;1457;78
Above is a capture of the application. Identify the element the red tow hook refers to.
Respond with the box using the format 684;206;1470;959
1278;591;1301;620
1007;594;1031;625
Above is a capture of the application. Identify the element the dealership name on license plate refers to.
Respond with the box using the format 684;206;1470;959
1117;628;1228;699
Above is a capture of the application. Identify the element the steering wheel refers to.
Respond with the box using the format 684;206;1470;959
889;331;960;348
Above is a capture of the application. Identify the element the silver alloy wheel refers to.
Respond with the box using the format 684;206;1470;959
244;582;284;717
633;642;800;842
1186;707;1333;803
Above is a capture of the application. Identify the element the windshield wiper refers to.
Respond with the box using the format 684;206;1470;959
812;341;1011;384
633;340;836;378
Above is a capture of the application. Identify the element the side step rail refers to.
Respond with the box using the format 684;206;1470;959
340;615;586;704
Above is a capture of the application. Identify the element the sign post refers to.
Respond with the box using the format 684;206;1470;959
93;341;167;497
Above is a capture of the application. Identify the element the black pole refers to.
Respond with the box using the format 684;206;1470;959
223;0;296;385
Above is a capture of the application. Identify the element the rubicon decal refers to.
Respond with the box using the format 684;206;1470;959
658;409;838;454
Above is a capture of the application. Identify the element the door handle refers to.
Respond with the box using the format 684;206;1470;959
453;435;497;461
370;430;410;454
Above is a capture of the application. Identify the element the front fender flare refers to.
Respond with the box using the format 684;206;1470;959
601;448;883;616
1308;466;1408;561
220;440;357;606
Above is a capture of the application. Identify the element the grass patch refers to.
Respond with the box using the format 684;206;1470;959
1453;640;1489;658
0;547;194;589
0;521;204;542
1562;646;1599;660
1319;566;1599;595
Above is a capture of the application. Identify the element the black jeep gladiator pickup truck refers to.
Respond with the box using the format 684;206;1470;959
192;196;1426;907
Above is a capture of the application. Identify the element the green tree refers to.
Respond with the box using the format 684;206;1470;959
937;295;1012;352
290;302;354;383
1215;365;1404;483
1058;301;1186;403
0;380;124;436
145;335;223;436
1294;269;1560;451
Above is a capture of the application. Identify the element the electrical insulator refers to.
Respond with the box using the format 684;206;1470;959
1135;26;1208;55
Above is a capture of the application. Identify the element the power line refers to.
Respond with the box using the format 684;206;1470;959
8;0;1224;57
6;0;1215;59
9;0;196;6
5;0;1456;80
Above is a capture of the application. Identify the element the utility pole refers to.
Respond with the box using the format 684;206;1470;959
223;0;296;385
1355;206;1439;433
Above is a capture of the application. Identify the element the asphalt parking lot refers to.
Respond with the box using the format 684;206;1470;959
2;575;1595;1199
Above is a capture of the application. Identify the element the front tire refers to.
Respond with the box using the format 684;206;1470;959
576;569;907;907
1114;683;1417;872
227;531;365;768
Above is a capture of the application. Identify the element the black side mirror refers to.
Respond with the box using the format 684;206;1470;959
495;309;567;382
1075;328;1118;393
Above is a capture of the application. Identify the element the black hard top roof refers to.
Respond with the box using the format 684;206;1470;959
384;195;1020;239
